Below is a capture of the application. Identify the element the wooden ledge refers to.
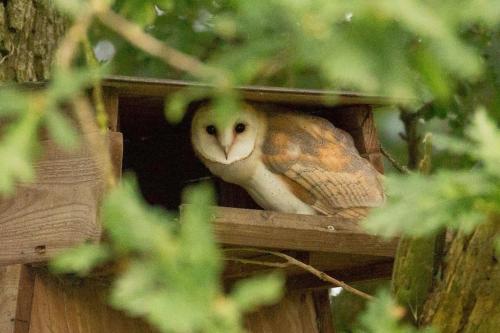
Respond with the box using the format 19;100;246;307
1;199;396;268
182;206;398;258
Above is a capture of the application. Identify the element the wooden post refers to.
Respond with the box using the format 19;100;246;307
103;88;120;131
330;105;384;174
0;265;35;333
28;270;155;333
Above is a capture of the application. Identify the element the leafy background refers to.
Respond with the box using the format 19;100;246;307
0;0;499;332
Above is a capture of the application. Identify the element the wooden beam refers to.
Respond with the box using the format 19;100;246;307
102;75;408;107
0;132;122;265
0;265;35;333
103;87;119;131
245;291;321;333
29;270;156;333
181;206;398;257
312;290;336;333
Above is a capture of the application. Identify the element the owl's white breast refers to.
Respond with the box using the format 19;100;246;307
242;163;317;215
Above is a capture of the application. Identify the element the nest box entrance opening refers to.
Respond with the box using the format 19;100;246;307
108;76;386;212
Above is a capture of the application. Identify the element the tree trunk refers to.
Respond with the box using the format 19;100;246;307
0;1;66;332
420;216;500;332
391;236;436;324
0;0;66;82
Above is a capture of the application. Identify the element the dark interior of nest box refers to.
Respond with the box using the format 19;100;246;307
117;95;376;211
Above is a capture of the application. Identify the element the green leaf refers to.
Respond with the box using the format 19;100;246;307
44;110;80;150
0;89;29;116
231;273;284;312
53;0;88;16
355;289;436;333
102;176;176;254
47;68;105;104
0;111;41;194
117;1;157;26
164;88;209;124
467;108;500;175
50;243;110;276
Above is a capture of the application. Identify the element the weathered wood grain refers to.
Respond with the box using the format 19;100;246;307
0;265;34;333
313;290;336;333
102;75;407;107
0;132;122;265
103;88;119;131
29;270;156;333
0;265;22;333
245;291;320;333
192;206;397;257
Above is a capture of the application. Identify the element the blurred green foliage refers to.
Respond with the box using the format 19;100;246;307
365;110;500;238
91;0;500;131
355;290;436;333
99;1;499;96
0;0;499;332
332;280;391;333
0;68;104;194
52;178;284;333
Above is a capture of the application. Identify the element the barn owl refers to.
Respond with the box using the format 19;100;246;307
191;104;384;217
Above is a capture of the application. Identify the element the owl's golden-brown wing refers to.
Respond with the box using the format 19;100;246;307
261;112;384;217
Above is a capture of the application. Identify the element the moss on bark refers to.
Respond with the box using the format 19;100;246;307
421;216;499;333
0;0;67;82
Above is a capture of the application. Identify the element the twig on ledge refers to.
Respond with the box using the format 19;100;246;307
224;248;374;301
380;146;411;174
225;257;290;268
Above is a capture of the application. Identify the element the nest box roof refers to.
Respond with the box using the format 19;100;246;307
102;75;406;107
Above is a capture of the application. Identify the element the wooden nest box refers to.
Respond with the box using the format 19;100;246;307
0;76;398;333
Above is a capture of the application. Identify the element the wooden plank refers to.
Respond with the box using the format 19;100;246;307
363;152;384;175
245;291;320;333
29;270;156;333
0;132;122;265
332;106;384;173
313;290;335;333
12;266;35;333
187;206;398;257
0;265;22;333
102;75;407;107
0;265;34;333
103;88;119;131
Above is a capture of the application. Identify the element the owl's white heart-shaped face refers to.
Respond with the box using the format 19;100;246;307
191;105;263;165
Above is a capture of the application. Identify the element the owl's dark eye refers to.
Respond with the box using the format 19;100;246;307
235;123;246;134
206;125;217;135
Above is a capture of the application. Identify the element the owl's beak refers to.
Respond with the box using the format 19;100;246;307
217;132;235;160
223;145;231;159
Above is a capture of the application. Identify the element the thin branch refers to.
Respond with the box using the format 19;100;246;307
418;133;433;175
55;13;93;69
72;96;117;190
95;9;228;85
82;36;108;132
380;146;411;174
225;257;290;268
224;248;374;301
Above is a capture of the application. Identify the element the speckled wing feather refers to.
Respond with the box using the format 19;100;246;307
261;112;384;217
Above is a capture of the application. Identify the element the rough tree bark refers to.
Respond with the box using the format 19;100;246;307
0;1;66;332
392;106;500;332
391;131;439;325
421;216;500;333
0;0;66;82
